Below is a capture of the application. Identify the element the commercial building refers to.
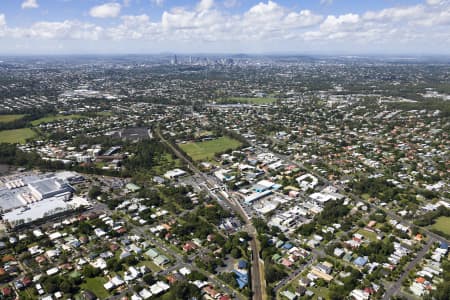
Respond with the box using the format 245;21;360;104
0;172;85;229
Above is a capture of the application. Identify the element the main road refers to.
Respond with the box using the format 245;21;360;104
156;127;267;300
255;144;450;245
250;141;449;299
382;238;435;300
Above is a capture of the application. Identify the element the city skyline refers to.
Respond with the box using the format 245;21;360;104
0;0;449;55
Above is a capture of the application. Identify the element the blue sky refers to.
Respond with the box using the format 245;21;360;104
0;0;449;54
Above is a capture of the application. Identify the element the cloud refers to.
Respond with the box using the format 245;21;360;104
0;14;5;28
0;14;6;37
321;13;359;30
0;0;450;54
8;20;103;40
89;3;122;18
320;0;333;5
151;0;164;6
426;0;445;5
223;0;239;8
197;0;215;11
363;5;425;22
107;14;161;40
21;0;39;9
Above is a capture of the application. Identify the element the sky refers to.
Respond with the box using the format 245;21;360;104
0;0;449;55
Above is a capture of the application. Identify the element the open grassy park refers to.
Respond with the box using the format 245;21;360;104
31;114;84;126
431;216;450;236
0;128;36;144
179;136;242;161
0;114;25;123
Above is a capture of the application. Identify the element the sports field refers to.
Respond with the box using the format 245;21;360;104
0;128;36;144
431;216;450;236
31;114;84;126
179;136;242;161
0;114;25;123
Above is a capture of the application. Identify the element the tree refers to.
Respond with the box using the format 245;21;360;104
264;262;286;284
60;279;75;294
143;274;155;285
82;265;100;278
88;185;102;199
231;248;242;259
172;282;201;299
186;270;207;282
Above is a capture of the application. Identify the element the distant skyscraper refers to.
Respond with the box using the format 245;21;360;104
171;55;178;65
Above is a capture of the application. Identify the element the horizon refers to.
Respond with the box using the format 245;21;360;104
1;52;450;58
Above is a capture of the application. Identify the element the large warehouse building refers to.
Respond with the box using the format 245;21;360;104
0;172;85;229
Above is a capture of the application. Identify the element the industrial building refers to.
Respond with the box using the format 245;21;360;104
0;172;83;229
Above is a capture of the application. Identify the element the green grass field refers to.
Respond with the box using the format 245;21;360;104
218;97;277;105
96;111;113;116
179;136;242;161
138;260;162;273
431;216;450;236
356;228;378;242
151;153;182;174
31;114;84;126
80;277;109;300
0;128;36;144
0;114;25;123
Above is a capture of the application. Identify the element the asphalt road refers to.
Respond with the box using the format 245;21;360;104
382;238;435;300
156;127;266;300
270;147;450;245
248;141;450;299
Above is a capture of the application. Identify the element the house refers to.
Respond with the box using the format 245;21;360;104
182;241;197;252
46;267;59;276
119;251;132;260
126;183;141;193
124;266;141;282
272;253;282;263
313;262;333;274
282;242;293;250
153;255;169;266
153;176;165;185
179;267;191;276
281;258;293;268
94;228;106;238
440;242;448;253
281;290;297;300
203;286;220;298
238;260;248;270
145;248;159;259
354;256;369;267
298;277;311;287
233;270;248;289
164;169;186;179
350;289;370;300
410;282;425;296
91;258;107;270
334;248;345;258
296;174;318;191
139;288;153;299
1;288;12;297
310;269;333;282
